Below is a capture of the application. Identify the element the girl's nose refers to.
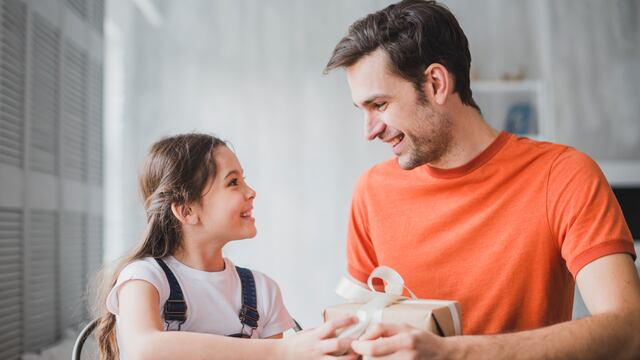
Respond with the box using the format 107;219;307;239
247;186;256;200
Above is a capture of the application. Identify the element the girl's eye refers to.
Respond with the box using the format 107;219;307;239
228;179;238;186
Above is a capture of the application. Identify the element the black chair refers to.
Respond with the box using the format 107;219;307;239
71;319;99;360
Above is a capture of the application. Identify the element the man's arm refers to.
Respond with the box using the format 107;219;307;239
351;253;640;359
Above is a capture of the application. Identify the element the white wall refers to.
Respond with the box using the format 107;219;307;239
105;0;396;328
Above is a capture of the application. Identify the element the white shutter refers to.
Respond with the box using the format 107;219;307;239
65;0;88;20
0;0;26;168
60;39;87;182
86;214;102;285
0;0;104;355
87;60;102;185
24;210;58;351
29;13;59;175
0;208;22;360
59;211;85;330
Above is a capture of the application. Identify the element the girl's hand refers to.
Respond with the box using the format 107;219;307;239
279;316;359;360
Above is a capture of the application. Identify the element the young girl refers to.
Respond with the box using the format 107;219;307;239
94;133;356;360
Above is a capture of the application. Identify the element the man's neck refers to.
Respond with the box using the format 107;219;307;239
430;105;499;169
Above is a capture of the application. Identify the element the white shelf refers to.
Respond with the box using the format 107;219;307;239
471;79;542;93
598;160;640;187
470;78;549;141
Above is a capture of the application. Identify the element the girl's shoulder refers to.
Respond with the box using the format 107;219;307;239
228;260;283;297
246;268;279;289
106;257;170;315
118;257;165;281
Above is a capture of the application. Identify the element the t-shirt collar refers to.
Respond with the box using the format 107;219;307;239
422;131;511;179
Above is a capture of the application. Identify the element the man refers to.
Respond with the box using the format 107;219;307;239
324;0;640;358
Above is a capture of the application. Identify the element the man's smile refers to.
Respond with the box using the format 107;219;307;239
390;133;404;147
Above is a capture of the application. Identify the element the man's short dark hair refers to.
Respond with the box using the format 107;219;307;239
325;0;479;111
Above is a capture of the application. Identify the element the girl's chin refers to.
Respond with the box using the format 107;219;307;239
228;223;257;240
245;227;257;238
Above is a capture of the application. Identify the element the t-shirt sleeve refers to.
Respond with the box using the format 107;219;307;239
547;148;636;278
106;259;169;315
346;170;379;284
254;271;294;338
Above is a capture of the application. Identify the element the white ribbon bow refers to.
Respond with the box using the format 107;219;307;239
335;266;461;338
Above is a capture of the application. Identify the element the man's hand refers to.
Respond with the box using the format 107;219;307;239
279;316;360;360
351;323;451;359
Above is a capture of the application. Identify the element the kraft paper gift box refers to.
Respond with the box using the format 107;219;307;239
323;300;462;337
324;266;462;338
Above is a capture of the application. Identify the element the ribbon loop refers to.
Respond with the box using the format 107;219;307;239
368;266;405;296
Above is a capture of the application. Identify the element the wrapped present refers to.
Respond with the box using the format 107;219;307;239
323;266;462;338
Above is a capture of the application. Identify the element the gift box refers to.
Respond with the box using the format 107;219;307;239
323;300;461;337
324;266;462;338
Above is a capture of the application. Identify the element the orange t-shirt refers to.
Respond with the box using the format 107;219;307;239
346;132;636;335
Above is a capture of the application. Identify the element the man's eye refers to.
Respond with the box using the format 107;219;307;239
375;102;387;111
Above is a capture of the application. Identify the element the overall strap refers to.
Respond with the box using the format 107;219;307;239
155;258;187;328
236;266;259;330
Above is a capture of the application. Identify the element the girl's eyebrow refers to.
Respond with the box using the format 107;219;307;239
224;169;242;179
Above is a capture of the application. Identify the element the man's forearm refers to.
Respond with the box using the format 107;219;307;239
450;311;640;360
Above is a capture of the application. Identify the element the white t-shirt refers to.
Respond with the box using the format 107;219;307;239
106;256;293;358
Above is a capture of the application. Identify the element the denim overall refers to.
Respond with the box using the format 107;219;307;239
155;258;260;338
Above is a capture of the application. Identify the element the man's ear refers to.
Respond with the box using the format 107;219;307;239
171;202;199;225
423;63;450;106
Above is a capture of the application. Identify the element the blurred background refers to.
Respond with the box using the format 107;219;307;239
0;0;638;358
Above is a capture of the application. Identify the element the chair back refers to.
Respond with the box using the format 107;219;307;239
71;319;99;360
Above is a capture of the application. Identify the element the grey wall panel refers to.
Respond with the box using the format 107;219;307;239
60;39;87;182
0;208;22;360
58;211;85;330
29;13;59;175
23;210;58;352
89;0;103;34
0;0;26;168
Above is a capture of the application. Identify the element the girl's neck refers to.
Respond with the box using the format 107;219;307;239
173;244;226;272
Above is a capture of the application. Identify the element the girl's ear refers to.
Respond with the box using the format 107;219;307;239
171;202;199;225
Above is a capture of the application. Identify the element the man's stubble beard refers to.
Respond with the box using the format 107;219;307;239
397;105;453;170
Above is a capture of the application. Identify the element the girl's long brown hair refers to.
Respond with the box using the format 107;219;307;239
93;133;226;360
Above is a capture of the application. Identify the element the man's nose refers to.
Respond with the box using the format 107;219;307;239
364;112;386;141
